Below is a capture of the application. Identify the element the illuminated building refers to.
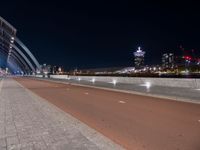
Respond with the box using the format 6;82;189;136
41;64;51;74
133;47;145;68
197;58;200;65
162;53;174;68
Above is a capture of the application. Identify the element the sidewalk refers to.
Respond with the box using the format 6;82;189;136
0;78;123;150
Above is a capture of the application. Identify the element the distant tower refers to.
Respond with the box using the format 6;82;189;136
133;47;145;68
162;53;174;68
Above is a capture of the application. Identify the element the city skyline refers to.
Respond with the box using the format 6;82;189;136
1;1;200;150
1;1;200;70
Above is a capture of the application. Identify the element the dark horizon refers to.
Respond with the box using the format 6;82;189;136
1;1;200;70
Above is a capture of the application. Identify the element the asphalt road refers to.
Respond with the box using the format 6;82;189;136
15;78;200;150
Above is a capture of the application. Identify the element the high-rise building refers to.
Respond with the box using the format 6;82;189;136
162;53;174;68
133;47;145;68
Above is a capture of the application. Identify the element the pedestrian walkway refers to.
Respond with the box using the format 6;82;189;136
0;78;123;150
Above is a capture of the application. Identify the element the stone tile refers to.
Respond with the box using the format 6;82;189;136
0;138;6;148
0;79;123;150
20;143;34;150
33;141;47;150
7;144;21;150
42;134;55;146
0;127;5;135
6;136;19;146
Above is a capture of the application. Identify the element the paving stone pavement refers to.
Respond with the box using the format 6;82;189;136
0;78;124;150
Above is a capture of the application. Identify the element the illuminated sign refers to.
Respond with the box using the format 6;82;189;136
133;47;145;57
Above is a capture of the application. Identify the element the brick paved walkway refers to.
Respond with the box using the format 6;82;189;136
0;78;123;150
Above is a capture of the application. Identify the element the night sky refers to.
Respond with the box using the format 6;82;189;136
1;1;200;70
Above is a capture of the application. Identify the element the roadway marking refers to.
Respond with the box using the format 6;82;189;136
118;100;126;104
198;120;200;123
84;92;89;95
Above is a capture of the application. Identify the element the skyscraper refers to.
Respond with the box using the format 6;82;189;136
162;53;174;68
133;47;145;68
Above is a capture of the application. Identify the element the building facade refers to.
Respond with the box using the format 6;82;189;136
162;53;174;68
133;47;145;68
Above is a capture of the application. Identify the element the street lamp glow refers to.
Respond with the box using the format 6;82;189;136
145;82;151;89
140;82;151;89
112;79;117;85
91;78;95;83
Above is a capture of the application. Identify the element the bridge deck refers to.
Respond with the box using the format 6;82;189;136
15;77;200;150
0;78;122;150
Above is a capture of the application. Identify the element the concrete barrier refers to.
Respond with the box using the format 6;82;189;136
35;75;43;78
195;79;200;89
49;75;200;89
50;75;69;79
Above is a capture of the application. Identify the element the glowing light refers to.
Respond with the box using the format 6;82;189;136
78;78;81;81
137;47;142;52
90;78;95;83
184;56;192;60
133;46;145;57
145;82;151;89
112;79;117;85
109;79;117;85
140;82;151;89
